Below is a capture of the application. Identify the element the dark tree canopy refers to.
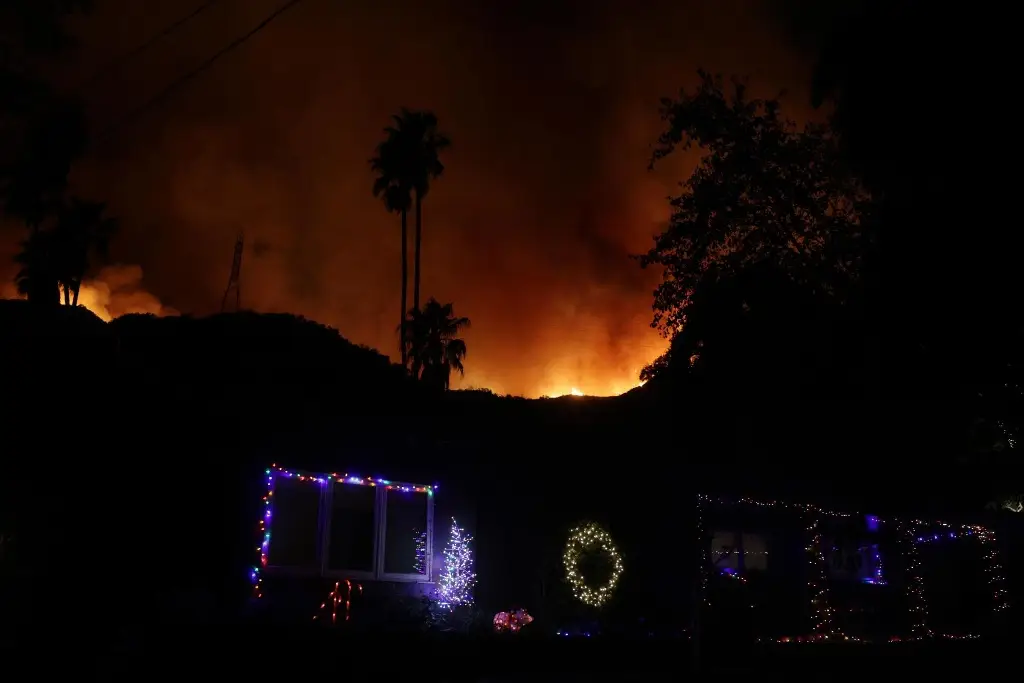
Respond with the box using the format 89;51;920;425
788;0;1021;453
0;1;90;228
637;71;869;337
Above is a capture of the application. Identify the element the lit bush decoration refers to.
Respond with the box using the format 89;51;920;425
563;522;624;607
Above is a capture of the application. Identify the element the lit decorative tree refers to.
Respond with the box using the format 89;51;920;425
437;518;476;608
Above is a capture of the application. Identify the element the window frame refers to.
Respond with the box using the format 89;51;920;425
377;486;435;582
263;468;434;584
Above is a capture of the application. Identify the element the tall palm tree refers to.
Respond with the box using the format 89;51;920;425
401;110;450;314
371;110;450;362
371;124;414;368
403;298;469;391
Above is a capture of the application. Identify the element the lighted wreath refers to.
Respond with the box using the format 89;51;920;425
563;522;624;607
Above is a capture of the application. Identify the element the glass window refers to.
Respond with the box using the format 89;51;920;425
326;483;376;572
711;530;768;573
268;476;322;568
711;530;741;573
383;489;429;575
825;540;886;584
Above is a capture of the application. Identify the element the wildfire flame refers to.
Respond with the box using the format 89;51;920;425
1;264;175;321
570;387;584;396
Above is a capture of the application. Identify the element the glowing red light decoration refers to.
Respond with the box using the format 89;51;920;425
314;579;362;624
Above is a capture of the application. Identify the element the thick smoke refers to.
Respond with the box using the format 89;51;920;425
12;0;815;396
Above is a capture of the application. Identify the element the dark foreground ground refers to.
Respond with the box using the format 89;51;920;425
8;627;1007;679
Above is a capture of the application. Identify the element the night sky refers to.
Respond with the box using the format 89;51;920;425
1;0;819;397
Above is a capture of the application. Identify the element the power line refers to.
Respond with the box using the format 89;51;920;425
83;1;223;87
95;0;305;145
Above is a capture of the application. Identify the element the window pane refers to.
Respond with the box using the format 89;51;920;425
710;530;740;573
741;533;769;571
825;540;885;583
383;489;428;575
268;476;322;568
326;482;376;572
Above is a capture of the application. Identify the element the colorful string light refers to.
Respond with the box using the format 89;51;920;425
313;579;362;624
703;496;1009;643
251;465;435;597
437;518;476;608
563;522;624;608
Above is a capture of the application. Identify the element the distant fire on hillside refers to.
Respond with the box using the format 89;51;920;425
0;264;175;322
1;264;651;397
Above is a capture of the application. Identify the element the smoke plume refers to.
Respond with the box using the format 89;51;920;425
7;0;816;396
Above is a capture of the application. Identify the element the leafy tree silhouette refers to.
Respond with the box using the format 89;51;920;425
403;298;469;391
635;71;868;388
1;2;90;229
640;262;871;399
370;108;450;370
13;226;59;305
12;198;117;306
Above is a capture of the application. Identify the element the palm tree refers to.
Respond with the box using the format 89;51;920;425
52;198;117;306
371;109;450;369
401;110;450;314
371;124;414;368
403;298;469;391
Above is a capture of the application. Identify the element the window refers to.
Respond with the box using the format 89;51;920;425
711;530;769;574
825;541;886;584
267;475;323;568
264;470;434;582
382;489;430;577
326;482;376;572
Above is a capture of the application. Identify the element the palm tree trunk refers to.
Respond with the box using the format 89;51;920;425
63;285;70;306
413;189;422;313
72;281;80;307
400;208;409;370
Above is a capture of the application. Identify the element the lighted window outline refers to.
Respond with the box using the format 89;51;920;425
253;466;435;594
701;496;885;641
905;522;1008;640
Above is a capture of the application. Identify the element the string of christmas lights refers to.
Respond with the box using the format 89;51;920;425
901;521;1009;640
806;515;839;639
437;518;476;608
563;522;624;608
313;579;362;624
413;528;427;574
703;495;1009;644
251;465;435;597
697;496;710;606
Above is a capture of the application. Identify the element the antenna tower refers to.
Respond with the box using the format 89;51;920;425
221;234;244;312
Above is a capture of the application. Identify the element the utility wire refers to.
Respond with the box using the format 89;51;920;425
83;0;222;87
95;0;305;145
